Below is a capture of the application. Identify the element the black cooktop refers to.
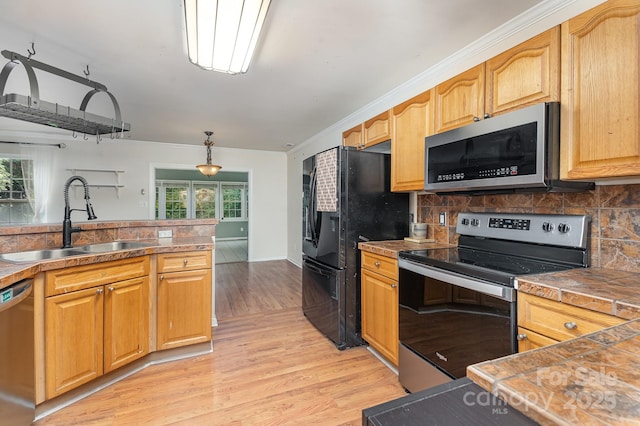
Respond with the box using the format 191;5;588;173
399;246;583;287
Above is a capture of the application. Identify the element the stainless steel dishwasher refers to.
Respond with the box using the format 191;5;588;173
0;278;35;425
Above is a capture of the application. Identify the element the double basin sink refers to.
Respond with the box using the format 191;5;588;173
0;241;152;263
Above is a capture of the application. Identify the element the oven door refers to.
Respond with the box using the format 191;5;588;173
398;259;517;382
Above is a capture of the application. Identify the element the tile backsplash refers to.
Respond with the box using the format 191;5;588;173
417;184;640;272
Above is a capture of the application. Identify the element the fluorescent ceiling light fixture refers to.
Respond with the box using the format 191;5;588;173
184;0;271;74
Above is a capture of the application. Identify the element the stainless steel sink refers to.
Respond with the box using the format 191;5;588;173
0;241;152;263
0;248;85;263
76;241;151;253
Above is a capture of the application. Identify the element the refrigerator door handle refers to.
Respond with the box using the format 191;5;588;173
304;260;332;277
308;166;319;246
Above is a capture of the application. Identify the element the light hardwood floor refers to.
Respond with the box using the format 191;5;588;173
35;260;406;425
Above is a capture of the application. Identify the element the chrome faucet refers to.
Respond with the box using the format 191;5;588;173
62;176;97;248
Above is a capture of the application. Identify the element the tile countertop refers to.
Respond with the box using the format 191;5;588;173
468;267;640;425
358;239;453;258
0;237;214;291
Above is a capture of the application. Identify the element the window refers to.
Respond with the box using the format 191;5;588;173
0;158;34;224
156;180;246;220
222;183;248;220
194;184;217;218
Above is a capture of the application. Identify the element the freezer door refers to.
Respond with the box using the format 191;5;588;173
302;257;346;349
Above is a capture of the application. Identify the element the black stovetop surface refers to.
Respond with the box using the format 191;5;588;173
399;246;583;287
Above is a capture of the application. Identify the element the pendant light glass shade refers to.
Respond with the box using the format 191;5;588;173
196;131;222;176
183;0;272;74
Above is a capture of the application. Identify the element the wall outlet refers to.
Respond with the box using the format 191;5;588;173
439;212;447;226
158;230;172;238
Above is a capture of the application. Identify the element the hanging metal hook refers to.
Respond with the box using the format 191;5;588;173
26;42;36;59
96;133;102;144
83;133;88;141
83;65;90;78
72;131;77;139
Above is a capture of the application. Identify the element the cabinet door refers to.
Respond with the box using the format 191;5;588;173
361;269;399;366
561;0;640;179
517;326;557;352
434;63;485;134
391;90;433;192
45;287;103;399
485;26;559;116
104;277;150;373
342;124;363;148
157;269;212;350
363;110;392;148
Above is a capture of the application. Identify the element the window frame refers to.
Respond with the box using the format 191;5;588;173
0;155;34;224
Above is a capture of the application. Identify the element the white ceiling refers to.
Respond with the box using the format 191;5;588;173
0;0;544;152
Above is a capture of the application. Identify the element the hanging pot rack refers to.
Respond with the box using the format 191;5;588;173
0;48;130;138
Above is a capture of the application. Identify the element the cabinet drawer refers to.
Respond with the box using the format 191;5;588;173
46;256;150;296
157;250;212;273
361;251;398;280
518;293;625;342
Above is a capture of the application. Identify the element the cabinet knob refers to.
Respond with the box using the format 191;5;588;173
390;284;397;288
517;333;528;341
108;286;115;292
473;116;481;122
183;258;188;266
564;321;578;330
374;261;381;267
483;113;491;119
96;288;104;295
160;275;164;281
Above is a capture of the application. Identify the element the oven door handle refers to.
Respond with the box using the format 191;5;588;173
398;258;515;302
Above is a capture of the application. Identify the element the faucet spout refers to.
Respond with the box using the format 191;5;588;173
62;175;98;248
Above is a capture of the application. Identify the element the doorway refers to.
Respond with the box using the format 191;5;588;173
154;169;249;264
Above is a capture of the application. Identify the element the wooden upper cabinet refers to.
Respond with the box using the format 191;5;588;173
561;0;640;180
433;27;559;134
342;124;363;148
391;90;433;191
363;110;392;148
485;26;560;116
434;64;485;134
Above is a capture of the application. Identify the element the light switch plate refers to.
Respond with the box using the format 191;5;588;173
158;230;172;238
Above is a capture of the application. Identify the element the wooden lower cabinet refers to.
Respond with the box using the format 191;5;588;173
104;277;149;372
361;251;399;366
45;287;104;398
516;326;557;352
157;251;212;350
44;276;150;399
517;293;625;352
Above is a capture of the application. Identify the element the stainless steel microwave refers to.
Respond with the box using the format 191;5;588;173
424;102;593;194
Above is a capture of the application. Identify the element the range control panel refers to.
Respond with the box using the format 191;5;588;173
457;212;590;249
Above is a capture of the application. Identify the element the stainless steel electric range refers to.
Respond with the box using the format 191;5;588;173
397;212;591;393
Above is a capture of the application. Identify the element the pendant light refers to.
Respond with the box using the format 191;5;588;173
196;131;222;176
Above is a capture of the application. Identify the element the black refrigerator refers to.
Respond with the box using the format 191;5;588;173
302;146;409;350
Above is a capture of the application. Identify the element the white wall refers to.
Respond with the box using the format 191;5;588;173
285;0;606;266
0;132;288;262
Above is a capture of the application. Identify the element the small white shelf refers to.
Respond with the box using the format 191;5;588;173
67;169;125;198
